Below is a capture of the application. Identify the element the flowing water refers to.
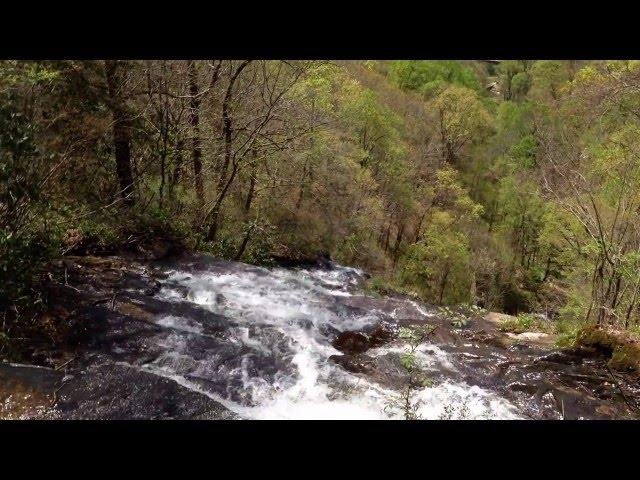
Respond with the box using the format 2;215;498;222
122;258;522;419
3;254;636;420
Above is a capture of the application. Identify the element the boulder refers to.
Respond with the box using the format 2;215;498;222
368;322;396;347
484;312;517;325
329;354;375;373
331;322;397;354
332;331;370;354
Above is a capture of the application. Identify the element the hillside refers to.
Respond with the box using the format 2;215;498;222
2;59;640;375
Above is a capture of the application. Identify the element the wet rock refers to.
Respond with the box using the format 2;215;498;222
365;353;411;390
575;326;640;371
466;330;510;349
507;382;539;395
316;251;333;269
0;363;64;419
332;331;370;354
319;323;341;339
484;312;518;325
50;364;235;419
535;350;584;365
329;354;375;373
367;322;397;347
332;322;397;354
296;318;314;330
508;343;535;353
332;322;398;354
592;383;616;400
550;387;595;420
215;293;226;305
140;239;171;260
506;331;555;347
11;252;640;420
115;301;156;323
144;281;162;296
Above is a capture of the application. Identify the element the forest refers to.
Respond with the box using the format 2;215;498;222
2;60;640;417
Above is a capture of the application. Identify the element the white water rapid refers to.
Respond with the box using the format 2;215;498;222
129;261;521;419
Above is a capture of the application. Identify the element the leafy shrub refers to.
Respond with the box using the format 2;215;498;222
554;318;582;348
437;306;470;328
243;221;277;266
365;276;413;298
384;324;437;419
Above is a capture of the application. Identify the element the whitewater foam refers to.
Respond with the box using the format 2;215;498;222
132;262;522;419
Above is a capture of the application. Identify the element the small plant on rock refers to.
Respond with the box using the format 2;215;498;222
438;306;470;328
384;324;437;419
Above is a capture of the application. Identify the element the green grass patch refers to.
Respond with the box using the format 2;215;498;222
499;313;554;334
364;276;416;298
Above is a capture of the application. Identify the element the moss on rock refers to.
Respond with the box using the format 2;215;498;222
576;326;640;371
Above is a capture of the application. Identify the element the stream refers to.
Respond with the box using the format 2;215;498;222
1;254;638;419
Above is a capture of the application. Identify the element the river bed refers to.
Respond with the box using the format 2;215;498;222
1;254;638;420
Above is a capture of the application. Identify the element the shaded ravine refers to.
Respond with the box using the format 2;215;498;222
1;254;638;419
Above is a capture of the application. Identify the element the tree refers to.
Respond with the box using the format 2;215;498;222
537;63;640;326
389;60;481;95
104;60;135;205
429;85;492;164
188;60;205;205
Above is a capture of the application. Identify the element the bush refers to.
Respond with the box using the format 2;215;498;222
399;224;472;305
365;276;413;298
554;318;582;348
1;230;55;297
0;229;60;357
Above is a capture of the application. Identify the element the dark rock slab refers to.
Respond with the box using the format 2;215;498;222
0;363;64;419
332;322;397;354
332;331;371;354
329;354;375;373
50;364;236;420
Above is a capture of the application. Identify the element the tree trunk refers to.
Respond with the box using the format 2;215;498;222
296;162;308;210
235;222;256;260
104;60;135;205
542;254;552;282
439;267;450;304
383;221;392;252
169;138;184;197
392;221;405;266
413;209;428;243
244;159;257;214
158;107;169;208
206;61;252;241
206;162;239;241
218;60;251;191
188;61;204;205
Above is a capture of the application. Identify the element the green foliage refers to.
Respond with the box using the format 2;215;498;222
389;60;481;95
511;72;532;99
0;99;64;353
437;306;470;328
400;219;472;304
554;318;582;348
529;61;570;99
242;221;277;266
364;276;413;298
7;58;640;360
384;324;436;419
430;84;493;160
0;229;55;309
499;313;554;334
